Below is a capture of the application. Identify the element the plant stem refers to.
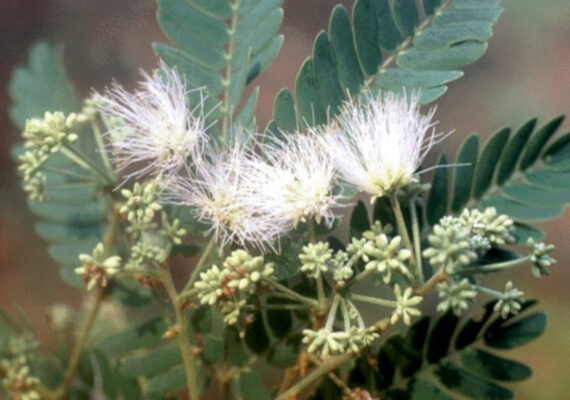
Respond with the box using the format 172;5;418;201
452;256;531;276
160;271;200;400
60;145;114;186
183;236;217;293
389;192;416;266
91;118;114;177
262;277;319;308
409;197;424;285
307;219;327;311
415;267;447;297
350;293;398;308
275;352;353;400
56;289;105;399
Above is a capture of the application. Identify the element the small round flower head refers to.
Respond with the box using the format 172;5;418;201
223;249;274;293
162;133;280;250
247;132;342;229
324;91;448;199
302;328;350;358
527;238;556;278
194;265;228;305
423;220;477;273
299;242;333;278
436;278;478;316
94;62;210;182
75;243;121;290
391;284;422;326
363;234;412;283
494;281;524;319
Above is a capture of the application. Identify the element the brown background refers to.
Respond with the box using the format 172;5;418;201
1;0;569;398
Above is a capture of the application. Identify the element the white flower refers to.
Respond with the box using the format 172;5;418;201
246;133;342;229
162;131;281;250
391;284;422;326
323;92;449;198
94;61;211;182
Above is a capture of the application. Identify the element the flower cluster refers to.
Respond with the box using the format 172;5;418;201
194;249;274;325
527;238;556;278
494;281;525;318
75;243;121;290
17;111;84;201
299;242;333;278
436;279;478;316
0;334;41;400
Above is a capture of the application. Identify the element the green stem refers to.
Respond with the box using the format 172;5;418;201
262;277;319;308
476;286;504;298
56;289;105;399
60;145;114;185
452;256;531;276
307;219;327;311
350;294;398;308
183;236;217;293
389;192;417;270
91;118;114;177
409;197;424;285
160;271;200;400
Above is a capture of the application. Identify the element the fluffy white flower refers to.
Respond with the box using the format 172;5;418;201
323;92;449;198
162;131;282;250
246;132;342;229
94;61;211;182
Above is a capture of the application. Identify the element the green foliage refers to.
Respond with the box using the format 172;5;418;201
347;300;546;399
265;0;503;132
8;43;113;288
428;116;569;242
155;0;284;137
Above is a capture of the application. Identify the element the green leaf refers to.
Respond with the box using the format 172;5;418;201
244;312;270;354
393;0;419;37
414;22;492;48
8;42;77;128
472;127;511;199
484;312;547;349
375;0;402;51
98;318;168;355
273;88;297;133
459;348;532;382
235;370;271;400
451;134;479;212
397;43;488;70
409;377;452;400
495;119;537;184
374;69;463;91
423;0;443;16
350;200;371;235
435;362;513;399
119;342;181;379
426;311;459;364
330;5;364;94
481;194;562;222
147;365;187;395
519;116;565;170
295;58;326;126
353;0;383;75
427;153;449;225
313;32;345;115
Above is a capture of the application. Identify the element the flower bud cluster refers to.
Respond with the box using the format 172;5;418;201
18;111;84;201
527;238;556;278
436;278;478;316
194;250;274;325
75;242;121;290
0;334;41;400
120;181;163;226
299;242;332;278
302;327;379;359
494;281;525;318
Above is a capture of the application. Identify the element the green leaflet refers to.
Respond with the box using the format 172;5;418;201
155;0;284;139
434;116;570;235
271;0;503;130
347;300;545;399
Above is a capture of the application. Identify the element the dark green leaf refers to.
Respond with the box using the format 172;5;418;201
120;342;182;378
482;194;562;222
397;43;488;70
266;299;293;339
147;365;187;395
351;200;370;235
375;0;401;51
295;58;326;126
495;119;537;185
451;134;478;212
414;22;492;48
190;305;214;334
409;377;451;400
422;0;443;16
455;300;497;350
353;0;383;75
426;311;459;363
472;127;511;199
273;88;297;133
435;362;513;400
512;223;544;243
98;318;167;355
244;312;270;354
500;183;570;208
313;32;345;115
459;348;532;382
235;370;271;400
519;116;565;170
427;153;449;225
484;312;547;349
393;0;419;37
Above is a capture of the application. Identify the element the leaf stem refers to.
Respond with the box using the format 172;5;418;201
350;293;398;308
60;145;114;186
389;192;417;270
160;270;200;400
409;197;424;285
55;289;105;399
452;256;531;276
415;267;447;297
262;277;319;308
90;117;114;177
183;236;217;293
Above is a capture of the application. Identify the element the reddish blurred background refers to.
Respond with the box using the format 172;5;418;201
1;0;569;398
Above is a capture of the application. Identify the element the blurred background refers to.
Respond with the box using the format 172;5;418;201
0;0;569;398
